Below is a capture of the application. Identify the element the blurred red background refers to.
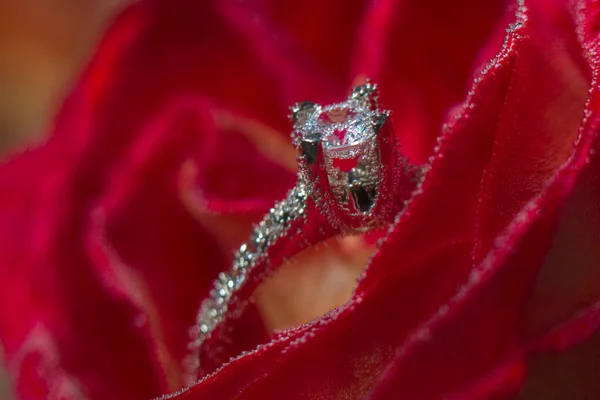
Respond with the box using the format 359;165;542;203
0;2;126;397
0;1;125;154
0;4;375;398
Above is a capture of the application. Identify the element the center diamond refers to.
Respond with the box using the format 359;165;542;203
292;83;390;216
316;106;375;150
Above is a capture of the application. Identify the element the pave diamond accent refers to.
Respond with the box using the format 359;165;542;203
186;181;308;379
185;82;413;381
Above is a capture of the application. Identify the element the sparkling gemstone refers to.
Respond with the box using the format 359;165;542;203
229;267;246;288
313;105;375;149
296;95;384;214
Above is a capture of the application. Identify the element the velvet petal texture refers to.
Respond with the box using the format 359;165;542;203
0;2;295;399
161;1;600;399
1;0;599;399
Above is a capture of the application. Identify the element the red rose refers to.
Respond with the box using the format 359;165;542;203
1;0;599;399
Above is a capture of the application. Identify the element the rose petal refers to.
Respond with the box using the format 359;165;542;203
519;331;600;399
0;1;298;397
472;0;590;262
164;2;600;397
368;4;600;398
160;6;527;398
352;0;509;162
263;0;371;91
85;101;229;392
0;150;164;399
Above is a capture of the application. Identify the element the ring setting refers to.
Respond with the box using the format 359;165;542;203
292;81;399;230
185;82;419;380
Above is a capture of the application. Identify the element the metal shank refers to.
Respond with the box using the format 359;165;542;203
186;82;419;381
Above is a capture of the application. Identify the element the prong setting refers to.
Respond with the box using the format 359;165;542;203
291;83;394;227
370;111;389;133
300;139;321;165
186;82;420;381
290;101;319;127
351;81;379;109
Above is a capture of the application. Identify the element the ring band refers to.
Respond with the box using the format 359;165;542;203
185;82;421;380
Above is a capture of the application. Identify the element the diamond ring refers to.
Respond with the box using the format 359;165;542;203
185;82;421;380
